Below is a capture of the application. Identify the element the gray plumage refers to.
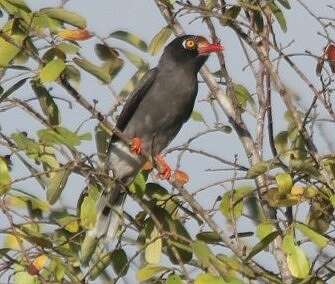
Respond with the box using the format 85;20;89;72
90;35;219;241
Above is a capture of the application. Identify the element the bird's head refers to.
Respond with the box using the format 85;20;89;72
160;35;224;72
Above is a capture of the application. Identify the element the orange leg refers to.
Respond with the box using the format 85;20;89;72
172;169;189;186
130;137;143;155
154;154;172;180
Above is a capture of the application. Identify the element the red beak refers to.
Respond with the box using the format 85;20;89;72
197;42;224;55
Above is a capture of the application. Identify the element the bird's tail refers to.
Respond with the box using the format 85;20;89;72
88;182;126;242
80;182;127;265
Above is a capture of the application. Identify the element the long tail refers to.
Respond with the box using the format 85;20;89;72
81;182;127;265
89;182;126;242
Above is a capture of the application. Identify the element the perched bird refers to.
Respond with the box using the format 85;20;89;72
91;35;224;241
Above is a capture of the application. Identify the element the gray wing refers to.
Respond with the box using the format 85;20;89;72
107;68;158;155
116;68;158;132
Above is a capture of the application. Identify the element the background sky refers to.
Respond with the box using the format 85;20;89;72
1;0;335;283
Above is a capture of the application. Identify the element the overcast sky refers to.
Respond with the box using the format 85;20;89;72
1;0;335;283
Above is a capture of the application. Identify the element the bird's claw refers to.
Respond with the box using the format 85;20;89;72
155;154;172;180
160;166;172;180
130;137;143;155
171;170;189;186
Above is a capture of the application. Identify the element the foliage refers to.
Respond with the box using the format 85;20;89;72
0;0;334;283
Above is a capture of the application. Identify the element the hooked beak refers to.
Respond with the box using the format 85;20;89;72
197;41;224;55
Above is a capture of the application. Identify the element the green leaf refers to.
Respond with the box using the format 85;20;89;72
47;167;71;204
95;43;119;61
129;171;147;197
42;47;66;62
274;131;288;154
246;231;280;261
194;273;226;284
73;57;123;83
118;48;148;69
146;183;170;200
55;215;79;233
166;219;193;264
246;161;269;178
13;51;28;64
80;235;98;266
0;37;21;67
233;84;255;111
0;19;26;67
275;173;292;194
63;64;81;88
110;30;148;52
191;111;205;123
11;132;39;154
11;50;28;63
145;221;162;264
0;157;11;194
282;233;310;279
31;80;60;125
330;195;335;208
19;226;53;248
277;0;291;9
48;258;65;282
308;198;333;233
38;126;91;148
295;223;328;248
269;1;287;32
15;269;39;284
196;231;222;244
256;221;275;240
6;0;31;12
192;240;212;268
39;58;66;83
136;264;168;282
220;187;252;220
95;124;109;162
89;252;114;280
204;0;218;9
148;26;172;55
0;77;27;104
111;248;129;276
221;6;241;25
56;42;80;54
80;185;99;229
216;254;256;279
253;11;264;33
166;274;182;284
40;8;86;28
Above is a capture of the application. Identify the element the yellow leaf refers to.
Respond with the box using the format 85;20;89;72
148;26;172;55
32;254;48;271
275;173;293;194
58;29;92;41
136;264;167;282
39;58;65;83
291;185;304;196
0;157;11;194
3;234;21;250
145;226;162;264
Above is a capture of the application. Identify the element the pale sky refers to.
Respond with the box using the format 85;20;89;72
1;0;335;283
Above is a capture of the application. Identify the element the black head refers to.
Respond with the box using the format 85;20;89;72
159;35;224;73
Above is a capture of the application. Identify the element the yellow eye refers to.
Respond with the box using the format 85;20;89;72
183;39;196;49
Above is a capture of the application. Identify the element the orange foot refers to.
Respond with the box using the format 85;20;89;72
172;170;189;187
154;154;172;180
130;137;143;155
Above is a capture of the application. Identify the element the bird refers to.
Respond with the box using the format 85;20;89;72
90;35;224;242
